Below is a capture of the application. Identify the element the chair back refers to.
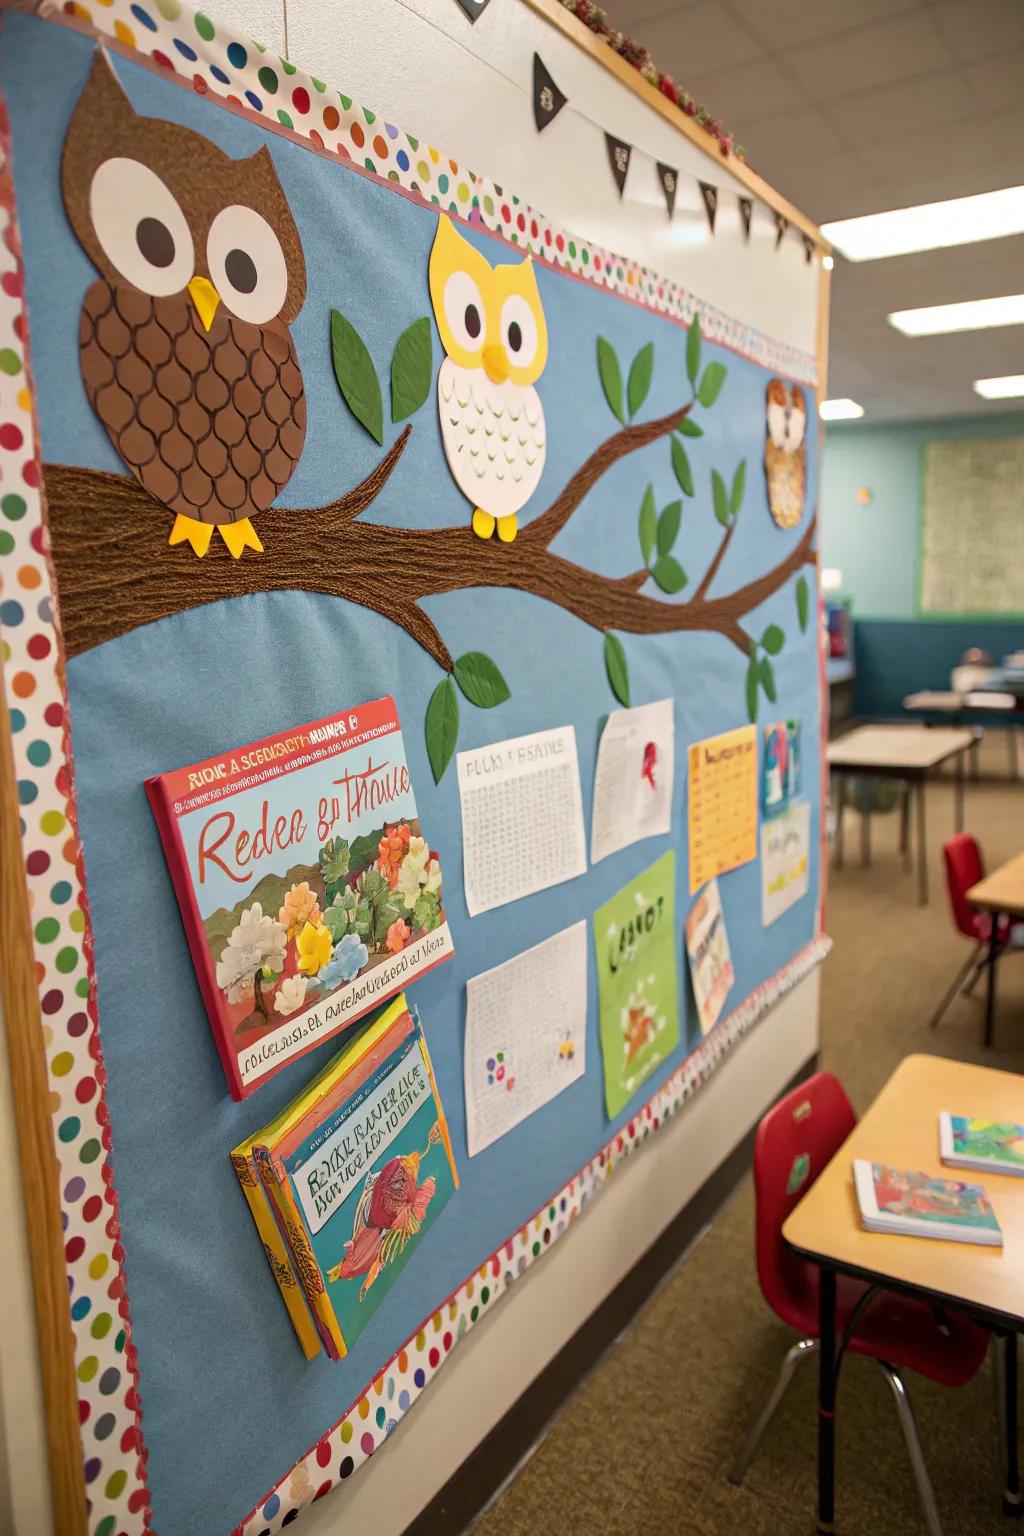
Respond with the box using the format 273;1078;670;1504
944;834;985;940
754;1072;856;1329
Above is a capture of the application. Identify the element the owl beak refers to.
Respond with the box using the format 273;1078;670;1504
187;275;221;333
482;343;510;385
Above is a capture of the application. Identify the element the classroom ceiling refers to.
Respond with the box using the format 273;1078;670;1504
605;0;1024;424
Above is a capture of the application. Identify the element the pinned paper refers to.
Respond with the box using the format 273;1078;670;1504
687;725;757;892
657;162;678;218
762;719;801;818
464;922;587;1156
761;799;810;927
685;878;734;1035
605;133;632;197
591;699;674;864
594;851;680;1118
699;180;718;234
456;726;587;916
533;54;568;131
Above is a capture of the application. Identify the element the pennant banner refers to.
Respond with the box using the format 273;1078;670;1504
605;133;632;197
802;233;815;264
656;162;678;219
454;0;493;20
738;196;753;241
773;211;789;249
699;180;718;235
532;53;567;132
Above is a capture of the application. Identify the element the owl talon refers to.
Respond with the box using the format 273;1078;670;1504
168;514;214;558
472;509;496;540
219;519;264;559
497;514;518;544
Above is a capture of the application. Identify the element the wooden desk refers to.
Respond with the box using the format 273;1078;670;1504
785;1055;1024;1533
827;726;974;905
969;852;1024;1048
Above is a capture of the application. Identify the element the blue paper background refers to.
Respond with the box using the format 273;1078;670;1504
2;16;820;1535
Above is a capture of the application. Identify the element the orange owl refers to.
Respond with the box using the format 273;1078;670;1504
764;379;807;529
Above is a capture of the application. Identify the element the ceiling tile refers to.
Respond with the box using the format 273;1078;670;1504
680;55;805;125
725;0;925;52
824;68;975;146
931;0;1024;62
629;2;763;76
784;10;950;98
964;48;1024;115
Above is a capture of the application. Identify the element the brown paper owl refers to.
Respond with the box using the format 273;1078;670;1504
764;379;806;529
61;52;307;558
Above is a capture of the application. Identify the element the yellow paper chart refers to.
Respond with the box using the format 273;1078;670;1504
688;725;758;892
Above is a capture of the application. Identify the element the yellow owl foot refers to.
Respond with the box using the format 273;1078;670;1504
167;515;264;559
472;508;496;540
219;518;264;560
497;514;518;544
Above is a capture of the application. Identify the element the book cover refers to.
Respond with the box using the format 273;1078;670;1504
853;1159;1003;1246
940;1113;1024;1177
146;697;454;1098
684;878;734;1036
229;1141;321;1360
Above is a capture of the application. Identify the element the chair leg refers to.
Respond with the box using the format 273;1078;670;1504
728;1337;819;1485
878;1363;943;1536
929;944;983;1029
995;1337;1008;1481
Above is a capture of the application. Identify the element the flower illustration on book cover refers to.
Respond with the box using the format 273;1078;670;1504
327;1122;444;1300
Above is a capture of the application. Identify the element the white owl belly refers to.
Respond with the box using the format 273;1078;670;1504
438;358;546;520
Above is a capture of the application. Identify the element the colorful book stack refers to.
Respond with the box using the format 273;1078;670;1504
853;1159;1003;1247
939;1113;1024;1177
232;995;459;1359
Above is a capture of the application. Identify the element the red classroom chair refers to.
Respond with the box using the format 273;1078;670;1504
729;1072;990;1535
930;834;1024;1031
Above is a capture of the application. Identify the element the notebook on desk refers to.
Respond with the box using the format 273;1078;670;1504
853;1159;1003;1247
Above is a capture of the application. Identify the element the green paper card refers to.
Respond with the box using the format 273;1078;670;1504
593;851;680;1117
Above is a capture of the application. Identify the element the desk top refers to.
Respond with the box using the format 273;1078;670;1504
827;724;975;771
968;850;1024;918
783;1055;1024;1327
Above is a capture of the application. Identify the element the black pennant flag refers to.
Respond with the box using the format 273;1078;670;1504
454;0;493;20
773;211;789;249
802;232;815;264
698;180;718;234
532;53;567;132
605;133;632;197
656;162;678;218
738;196;754;241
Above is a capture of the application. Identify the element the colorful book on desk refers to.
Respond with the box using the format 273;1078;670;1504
940;1113;1024;1178
853;1160;1003;1247
245;995;458;1360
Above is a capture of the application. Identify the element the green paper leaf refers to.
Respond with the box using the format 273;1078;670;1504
676;416;703;438
760;656;778;703
597;337;625;424
331;309;384;444
657;500;682;556
652;554;687;594
731;459;747;516
391;316;432;422
671;436;694;497
762;624;785;655
604;631;630;706
453;651;511;709
425;676;459;783
627;342;654;419
712;468;731;527
745;656;759;723
638;484;657;566
796;574;810;634
686;314;701;387
697;360;727;409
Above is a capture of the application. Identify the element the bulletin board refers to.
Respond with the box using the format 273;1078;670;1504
920;436;1024;616
0;4;829;1535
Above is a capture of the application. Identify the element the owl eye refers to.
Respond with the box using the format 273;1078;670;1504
442;270;486;354
207;205;289;326
500;295;538;367
89;158;194;296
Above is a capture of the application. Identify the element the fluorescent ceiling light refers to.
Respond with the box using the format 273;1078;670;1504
821;567;843;591
822;185;1024;261
822;255;834;271
819;398;864;421
889;294;1024;336
974;374;1024;399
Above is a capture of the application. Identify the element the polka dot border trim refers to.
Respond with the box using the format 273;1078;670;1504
48;0;817;387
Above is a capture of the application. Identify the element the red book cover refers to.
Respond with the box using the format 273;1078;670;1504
145;697;454;1099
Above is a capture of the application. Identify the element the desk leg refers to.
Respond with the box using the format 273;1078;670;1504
860;782;871;868
835;774;846;871
985;914;1000;1049
917;780;928;906
955;750;965;833
817;1267;837;1535
1002;1333;1022;1517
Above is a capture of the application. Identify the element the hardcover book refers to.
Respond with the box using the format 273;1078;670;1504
248;995;458;1360
146;697;454;1098
939;1113;1024;1178
853;1159;1003;1247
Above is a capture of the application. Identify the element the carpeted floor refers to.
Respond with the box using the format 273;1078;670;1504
473;732;1024;1536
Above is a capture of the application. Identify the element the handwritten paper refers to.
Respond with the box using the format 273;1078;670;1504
457;726;587;916
464;922;588;1156
684;878;734;1036
591;698;674;864
762;799;810;926
687;724;757;893
593;851;680;1117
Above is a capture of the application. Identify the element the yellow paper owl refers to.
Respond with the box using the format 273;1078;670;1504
429;217;548;544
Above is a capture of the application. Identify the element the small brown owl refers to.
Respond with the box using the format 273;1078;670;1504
764;379;807;530
61;52;307;558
